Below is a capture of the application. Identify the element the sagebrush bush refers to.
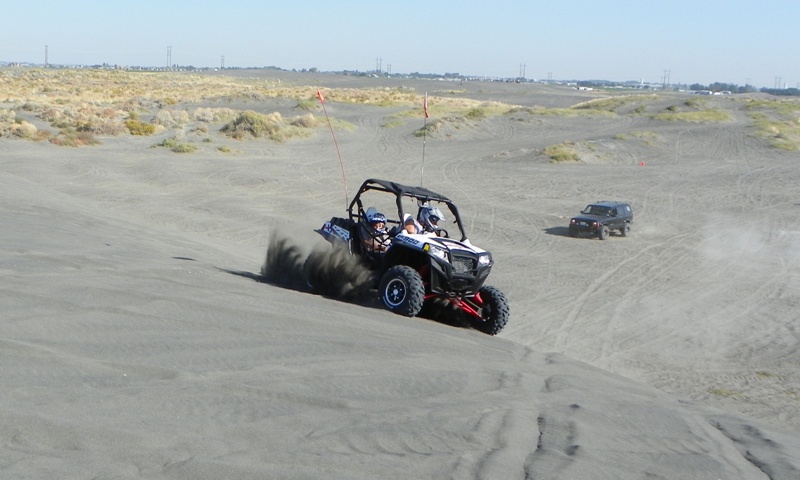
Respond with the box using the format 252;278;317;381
125;117;157;135
194;107;236;123
291;113;318;128
49;129;99;146
154;109;190;128
12;121;41;140
542;142;580;163
221;110;280;139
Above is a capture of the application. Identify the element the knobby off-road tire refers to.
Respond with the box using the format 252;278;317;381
598;225;610;240
470;285;510;336
620;223;630;237
379;265;425;317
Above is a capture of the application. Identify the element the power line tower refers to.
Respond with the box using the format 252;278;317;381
519;63;526;79
375;57;382;74
45;45;48;68
167;46;172;70
221;55;225;69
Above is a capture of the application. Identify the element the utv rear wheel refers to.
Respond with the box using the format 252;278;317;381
471;285;509;335
598;225;609;240
379;266;424;317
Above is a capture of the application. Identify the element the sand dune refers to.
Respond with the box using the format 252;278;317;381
2;70;799;478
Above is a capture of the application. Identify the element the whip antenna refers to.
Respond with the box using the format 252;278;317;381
316;89;348;210
419;92;429;186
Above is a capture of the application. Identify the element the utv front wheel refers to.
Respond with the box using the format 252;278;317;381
379;266;424;317
471;285;509;335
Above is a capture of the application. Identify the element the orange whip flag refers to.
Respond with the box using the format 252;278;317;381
420;92;429;185
316;88;348;209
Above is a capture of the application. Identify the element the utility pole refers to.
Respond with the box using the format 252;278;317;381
44;45;48;68
167;46;172;70
221;55;225;69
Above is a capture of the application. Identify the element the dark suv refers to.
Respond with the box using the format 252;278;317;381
568;202;633;240
310;178;509;335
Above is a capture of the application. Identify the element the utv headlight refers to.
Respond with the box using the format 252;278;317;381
478;253;493;267
424;244;449;263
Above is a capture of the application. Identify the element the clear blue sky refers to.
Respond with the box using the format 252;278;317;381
1;0;797;88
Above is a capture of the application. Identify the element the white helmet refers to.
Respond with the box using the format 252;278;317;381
419;206;445;232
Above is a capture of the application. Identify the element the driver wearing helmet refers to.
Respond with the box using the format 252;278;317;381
402;205;446;236
362;207;389;253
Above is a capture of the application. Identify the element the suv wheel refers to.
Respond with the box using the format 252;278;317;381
620;224;630;237
379;266;424;317
598;225;610;240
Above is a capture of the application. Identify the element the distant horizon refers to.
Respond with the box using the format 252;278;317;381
1;1;798;90
2;60;789;91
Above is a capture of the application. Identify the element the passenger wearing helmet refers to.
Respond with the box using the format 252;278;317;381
361;207;389;253
402;205;446;236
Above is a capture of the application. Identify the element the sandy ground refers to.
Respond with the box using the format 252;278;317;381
2;70;800;479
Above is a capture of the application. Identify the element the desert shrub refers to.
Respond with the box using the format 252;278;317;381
194;107;236;123
0;108;16;134
685;98;704;109
382;119;405;128
651;110;731;123
220;110;281;139
296;99;317;111
152;137;197;153
465;107;486;119
125;113;157;135
291;113;318;128
87;119;127;136
542;142;580;163
0;108;16;123
170;142;197;153
11;120;42;140
413;118;444;137
39;106;64;122
156;138;179;149
154;109;190;128
49;128;99;146
270;125;314;143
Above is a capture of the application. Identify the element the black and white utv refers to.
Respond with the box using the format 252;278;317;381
310;178;509;335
